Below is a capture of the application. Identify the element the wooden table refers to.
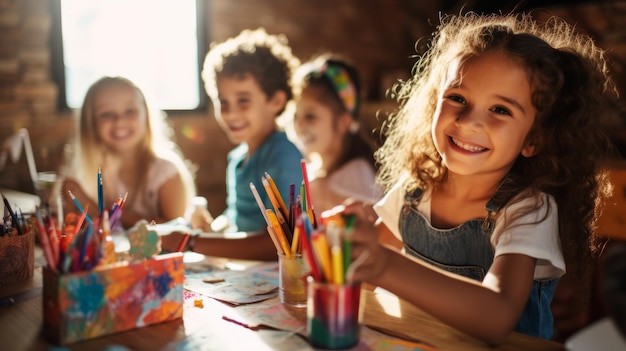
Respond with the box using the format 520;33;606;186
0;255;565;350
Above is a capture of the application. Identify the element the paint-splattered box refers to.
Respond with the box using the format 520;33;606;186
42;252;184;345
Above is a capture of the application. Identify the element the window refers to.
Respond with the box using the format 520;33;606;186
50;0;206;111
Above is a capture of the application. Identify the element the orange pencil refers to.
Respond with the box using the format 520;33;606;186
267;209;291;257
264;172;289;221
262;177;292;241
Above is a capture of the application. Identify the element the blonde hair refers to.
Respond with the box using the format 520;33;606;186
56;76;196;212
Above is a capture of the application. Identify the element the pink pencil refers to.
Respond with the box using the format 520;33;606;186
34;208;57;272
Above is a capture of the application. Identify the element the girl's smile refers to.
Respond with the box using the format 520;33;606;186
95;85;147;154
449;136;488;153
432;50;537;180
294;87;351;161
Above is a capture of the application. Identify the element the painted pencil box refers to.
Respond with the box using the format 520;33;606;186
42;252;184;345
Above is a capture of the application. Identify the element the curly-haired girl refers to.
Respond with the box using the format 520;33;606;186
342;12;618;345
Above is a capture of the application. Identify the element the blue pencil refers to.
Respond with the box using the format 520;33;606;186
67;190;93;224
97;167;104;216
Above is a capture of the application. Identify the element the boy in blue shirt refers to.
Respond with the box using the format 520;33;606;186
164;28;303;260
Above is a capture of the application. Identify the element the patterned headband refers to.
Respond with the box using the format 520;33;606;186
312;62;358;117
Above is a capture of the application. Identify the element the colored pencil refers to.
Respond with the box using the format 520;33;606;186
265;172;289;221
266;225;284;255
249;182;270;225
97;167;104;216
297;214;321;281
67;190;93;224
267;209;291;257
34;207;57;271
261;177;292;241
300;159;313;211
176;233;190;252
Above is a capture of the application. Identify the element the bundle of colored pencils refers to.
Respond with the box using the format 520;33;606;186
33;167;128;273
250;159;356;284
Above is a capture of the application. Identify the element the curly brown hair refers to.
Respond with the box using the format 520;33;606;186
201;28;300;117
377;13;618;277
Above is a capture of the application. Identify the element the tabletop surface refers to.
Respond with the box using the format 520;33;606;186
0;250;566;351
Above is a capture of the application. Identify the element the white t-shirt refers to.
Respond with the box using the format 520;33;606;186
374;182;565;280
328;158;383;205
114;157;180;219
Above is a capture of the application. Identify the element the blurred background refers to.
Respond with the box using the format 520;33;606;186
0;0;625;217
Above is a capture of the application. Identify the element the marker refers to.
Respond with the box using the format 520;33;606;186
2;194;22;235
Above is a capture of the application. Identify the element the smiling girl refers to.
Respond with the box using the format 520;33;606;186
339;13;618;345
291;55;382;213
56;76;196;228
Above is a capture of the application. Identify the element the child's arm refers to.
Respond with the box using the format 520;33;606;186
191;229;278;260
160;228;278;261
344;203;536;346
117;172;189;228
157;173;188;222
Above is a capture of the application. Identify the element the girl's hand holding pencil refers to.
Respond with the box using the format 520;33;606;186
321;202;385;284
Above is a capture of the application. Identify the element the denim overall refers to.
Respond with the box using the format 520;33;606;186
400;188;558;339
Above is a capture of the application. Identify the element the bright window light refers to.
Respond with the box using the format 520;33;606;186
60;0;202;110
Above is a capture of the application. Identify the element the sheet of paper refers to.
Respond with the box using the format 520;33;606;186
184;263;279;305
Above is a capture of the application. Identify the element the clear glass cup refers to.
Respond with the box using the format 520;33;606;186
278;253;308;308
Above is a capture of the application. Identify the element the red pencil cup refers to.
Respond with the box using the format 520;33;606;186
0;227;35;285
306;277;362;349
278;253;308;308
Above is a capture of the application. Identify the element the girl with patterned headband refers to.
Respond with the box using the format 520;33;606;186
290;54;383;214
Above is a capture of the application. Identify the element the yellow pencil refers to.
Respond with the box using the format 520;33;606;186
290;225;300;256
266;225;284;256
312;231;332;282
267;209;291;257
331;245;344;284
265;172;289;221
327;223;344;284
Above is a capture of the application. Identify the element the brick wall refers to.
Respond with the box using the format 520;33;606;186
1;0;625;216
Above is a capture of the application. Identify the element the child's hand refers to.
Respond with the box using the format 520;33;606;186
189;207;213;232
326;201;390;284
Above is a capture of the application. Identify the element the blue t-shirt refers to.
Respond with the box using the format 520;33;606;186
224;131;303;232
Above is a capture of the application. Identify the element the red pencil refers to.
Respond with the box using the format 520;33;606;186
176;232;190;252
